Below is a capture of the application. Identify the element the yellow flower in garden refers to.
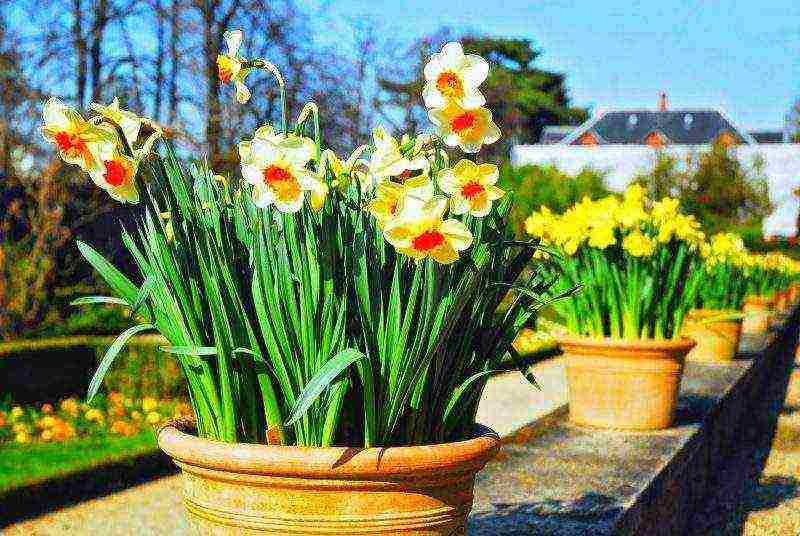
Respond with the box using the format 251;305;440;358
15;431;30;444
428;102;501;154
320;147;368;191
239;126;319;213
10;406;23;420
141;397;159;412
437;160;504;217
615;187;647;228
651;197;680;224
12;423;28;434
87;139;140;204
85;408;104;423
217;29;253;104
525;207;554;239
131;411;142;421
90;97;142;148
39;415;57;429
422;42;489;108
623;229;656;257
384;197;474;264
368;179;434;229
146;412;161;425
40;429;54;442
587;223;616;249
40;97;111;172
60;398;79;416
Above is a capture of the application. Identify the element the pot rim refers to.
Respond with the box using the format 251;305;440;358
685;308;744;323
556;335;696;357
157;420;500;479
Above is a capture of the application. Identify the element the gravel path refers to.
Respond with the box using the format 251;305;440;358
2;360;567;535
691;338;800;535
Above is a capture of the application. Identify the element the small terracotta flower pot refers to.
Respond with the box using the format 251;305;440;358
680;309;742;363
741;295;775;335
558;336;695;431
775;290;792;313
158;421;499;535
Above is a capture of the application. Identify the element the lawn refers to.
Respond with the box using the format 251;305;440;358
0;431;158;494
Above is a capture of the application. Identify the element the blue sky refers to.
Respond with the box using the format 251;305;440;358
312;0;799;131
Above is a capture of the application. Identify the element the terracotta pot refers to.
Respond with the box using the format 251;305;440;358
158;421;499;535
788;284;800;304
741;295;775;335
558;336;695;431
775;290;792;313
680;309;742;363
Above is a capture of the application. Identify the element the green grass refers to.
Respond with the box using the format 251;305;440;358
0;431;158;494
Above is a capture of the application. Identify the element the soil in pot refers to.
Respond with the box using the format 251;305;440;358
558;336;695;431
158;421;500;535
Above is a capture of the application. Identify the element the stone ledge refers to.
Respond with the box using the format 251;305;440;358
469;312;800;535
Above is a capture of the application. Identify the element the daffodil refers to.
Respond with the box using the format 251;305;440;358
320;147;369;191
239;126;319;213
368;179;434;228
217;29;252;104
422;42;489;109
384;197;473;264
90;97;142;148
428;103;500;154
525;206;554;239
40;97;112;172
437;159;504;217
368;126;428;183
622;229;656;257
87;139;140;203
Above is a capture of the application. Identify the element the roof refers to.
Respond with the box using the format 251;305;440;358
540;126;574;144
560;109;756;145
749;130;785;143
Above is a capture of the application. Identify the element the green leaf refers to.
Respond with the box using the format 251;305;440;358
285;348;365;427
160;346;218;356
87;324;156;403
130;276;155;314
76;241;139;303
70;296;129;307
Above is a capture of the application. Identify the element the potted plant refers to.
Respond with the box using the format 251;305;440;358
526;186;703;430
45;36;554;534
680;233;747;363
741;253;792;334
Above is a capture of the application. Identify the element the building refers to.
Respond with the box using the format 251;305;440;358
513;93;800;236
540;93;761;147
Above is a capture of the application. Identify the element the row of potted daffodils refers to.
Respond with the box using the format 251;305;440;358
526;187;800;431
42;35;523;534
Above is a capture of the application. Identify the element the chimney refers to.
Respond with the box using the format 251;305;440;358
658;92;668;111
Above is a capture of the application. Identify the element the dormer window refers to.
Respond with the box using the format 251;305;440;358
628;114;638;128
684;114;693;128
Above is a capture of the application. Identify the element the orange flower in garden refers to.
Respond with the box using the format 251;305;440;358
131;411;143;421
0;411;6;427
52;420;76;441
38;416;57;429
60;398;79;416
84;408;104;423
40;429;54;442
41;403;53;414
111;420;137;436
428;103;500;154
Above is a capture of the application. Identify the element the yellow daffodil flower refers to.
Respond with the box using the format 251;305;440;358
437;159;504;217
87;139;140;203
239;126;318;213
422;42;489;109
368;179;434;228
40;97;112;172
428;102;500;154
622;229;656;257
525;206;554;239
217;29;252;104
368;126;428;183
90;97;142;148
384;197;473;264
320;147;369;192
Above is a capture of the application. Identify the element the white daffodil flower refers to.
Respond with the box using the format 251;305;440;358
422;42;489;109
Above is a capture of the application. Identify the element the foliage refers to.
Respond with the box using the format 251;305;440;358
499;163;610;236
696;233;749;311
633;141;773;236
526;186;705;339
56;39;555;448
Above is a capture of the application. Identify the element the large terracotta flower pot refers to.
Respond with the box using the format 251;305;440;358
741;295;775;335
680;309;742;363
158;421;499;535
558;336;695;431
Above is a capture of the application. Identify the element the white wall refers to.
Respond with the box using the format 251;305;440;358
511;144;800;236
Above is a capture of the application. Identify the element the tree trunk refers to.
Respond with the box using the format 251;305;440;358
90;0;108;104
202;1;222;167
73;0;87;108
153;0;165;121
168;0;180;125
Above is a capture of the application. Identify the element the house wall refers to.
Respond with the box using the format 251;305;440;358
511;144;800;236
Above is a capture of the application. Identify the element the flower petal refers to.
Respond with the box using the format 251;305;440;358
440;219;474;251
224;29;243;57
235;81;251;104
